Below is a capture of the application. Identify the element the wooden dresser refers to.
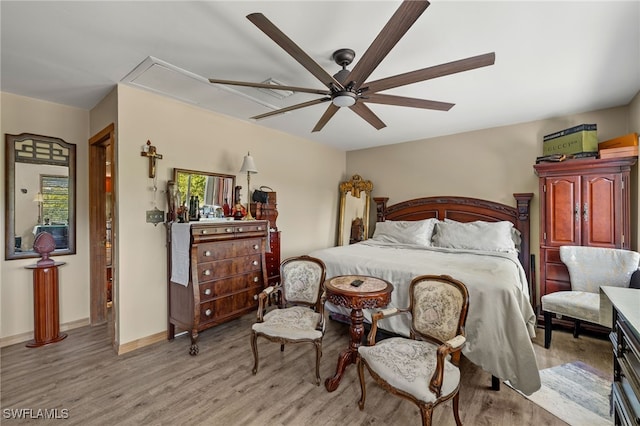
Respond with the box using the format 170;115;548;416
602;286;640;426
266;230;281;286
167;220;269;355
534;157;636;326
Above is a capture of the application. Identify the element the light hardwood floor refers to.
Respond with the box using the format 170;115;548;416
1;313;611;425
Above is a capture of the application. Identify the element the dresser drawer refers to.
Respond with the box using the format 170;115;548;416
196;254;262;282
199;287;261;323
197;238;263;263
199;274;262;301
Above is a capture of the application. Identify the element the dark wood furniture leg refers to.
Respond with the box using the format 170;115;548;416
544;311;552;349
325;307;364;392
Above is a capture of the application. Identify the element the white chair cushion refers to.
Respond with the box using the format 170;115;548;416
541;291;600;324
358;337;460;403
252;306;322;340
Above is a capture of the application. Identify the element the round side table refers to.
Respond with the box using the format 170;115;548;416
324;275;393;392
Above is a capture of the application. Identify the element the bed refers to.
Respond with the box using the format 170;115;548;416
310;193;541;395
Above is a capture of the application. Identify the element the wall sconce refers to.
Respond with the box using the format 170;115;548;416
33;192;44;225
239;152;258;221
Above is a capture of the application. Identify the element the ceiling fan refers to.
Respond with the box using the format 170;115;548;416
209;0;495;132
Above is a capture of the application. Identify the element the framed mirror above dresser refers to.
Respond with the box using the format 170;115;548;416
172;168;235;220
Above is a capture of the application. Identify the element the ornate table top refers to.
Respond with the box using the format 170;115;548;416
325;275;393;310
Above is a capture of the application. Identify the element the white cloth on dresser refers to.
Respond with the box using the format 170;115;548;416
170;223;192;286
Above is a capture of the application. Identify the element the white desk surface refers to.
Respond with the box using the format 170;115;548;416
601;286;640;337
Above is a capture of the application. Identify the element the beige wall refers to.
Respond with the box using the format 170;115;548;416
1;92;91;340
113;85;345;345
347;103;637;304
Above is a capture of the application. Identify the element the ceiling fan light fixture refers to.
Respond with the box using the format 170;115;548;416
332;91;356;107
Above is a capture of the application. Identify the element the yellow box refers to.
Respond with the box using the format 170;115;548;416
598;133;638;150
543;124;598;156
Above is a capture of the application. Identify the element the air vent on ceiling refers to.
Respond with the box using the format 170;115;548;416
257;78;294;100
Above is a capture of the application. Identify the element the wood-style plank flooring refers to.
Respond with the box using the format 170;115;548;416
1;313;611;425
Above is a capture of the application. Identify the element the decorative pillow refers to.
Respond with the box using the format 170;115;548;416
432;220;517;253
371;219;439;246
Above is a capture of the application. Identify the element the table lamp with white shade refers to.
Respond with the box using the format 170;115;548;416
239;152;258;220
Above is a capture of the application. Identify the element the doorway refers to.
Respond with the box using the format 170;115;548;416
88;123;116;348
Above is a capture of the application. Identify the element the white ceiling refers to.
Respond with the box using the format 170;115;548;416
2;1;639;151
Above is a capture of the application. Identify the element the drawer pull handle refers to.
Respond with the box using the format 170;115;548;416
257;226;263;230
225;228;233;233
252;260;258;266
204;250;211;257
253;244;259;250
238;227;243;232
205;309;212;316
254;277;259;282
204;288;212;296
203;270;211;276
201;230;208;234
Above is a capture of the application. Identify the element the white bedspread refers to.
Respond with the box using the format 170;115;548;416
310;241;541;395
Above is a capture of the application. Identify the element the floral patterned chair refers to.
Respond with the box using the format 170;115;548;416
541;245;640;349
357;275;469;426
250;255;327;385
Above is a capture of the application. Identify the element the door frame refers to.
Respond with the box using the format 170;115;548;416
88;124;115;335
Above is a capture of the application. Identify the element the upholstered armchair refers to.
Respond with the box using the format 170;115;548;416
250;255;326;385
357;275;469;426
541;245;640;349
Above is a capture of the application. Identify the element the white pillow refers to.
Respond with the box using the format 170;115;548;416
444;218;522;252
371;219;439;246
432;220;517;253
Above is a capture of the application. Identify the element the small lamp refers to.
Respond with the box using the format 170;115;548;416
33;192;44;225
239;152;258;220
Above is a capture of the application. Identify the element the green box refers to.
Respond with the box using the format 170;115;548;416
543;124;598;156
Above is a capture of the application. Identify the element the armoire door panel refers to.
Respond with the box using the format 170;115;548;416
546;176;580;247
583;174;618;247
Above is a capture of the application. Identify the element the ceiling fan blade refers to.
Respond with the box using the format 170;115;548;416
209;78;331;96
349;103;386;130
312;104;340;132
363;52;496;94
364;93;454;111
251;97;331;120
345;0;430;89
247;13;344;91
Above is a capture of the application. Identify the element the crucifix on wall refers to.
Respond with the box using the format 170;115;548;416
140;140;163;178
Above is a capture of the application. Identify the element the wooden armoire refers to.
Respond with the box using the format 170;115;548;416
534;157;637;325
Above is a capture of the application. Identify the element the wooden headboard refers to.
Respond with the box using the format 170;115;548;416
374;193;534;302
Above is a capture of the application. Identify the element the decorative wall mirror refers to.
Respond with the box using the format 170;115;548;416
338;174;373;246
171;168;235;221
5;133;76;260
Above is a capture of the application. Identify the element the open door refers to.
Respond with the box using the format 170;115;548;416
88;124;116;346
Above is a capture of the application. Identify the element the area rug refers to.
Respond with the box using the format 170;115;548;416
507;361;613;426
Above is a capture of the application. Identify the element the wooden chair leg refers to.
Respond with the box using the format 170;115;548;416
357;358;366;410
573;320;581;338
419;406;433;426
314;341;322;386
250;332;259;374
544;311;552;349
280;344;285;352
453;391;462;425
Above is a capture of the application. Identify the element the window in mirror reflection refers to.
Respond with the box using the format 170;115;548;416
174;169;234;220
